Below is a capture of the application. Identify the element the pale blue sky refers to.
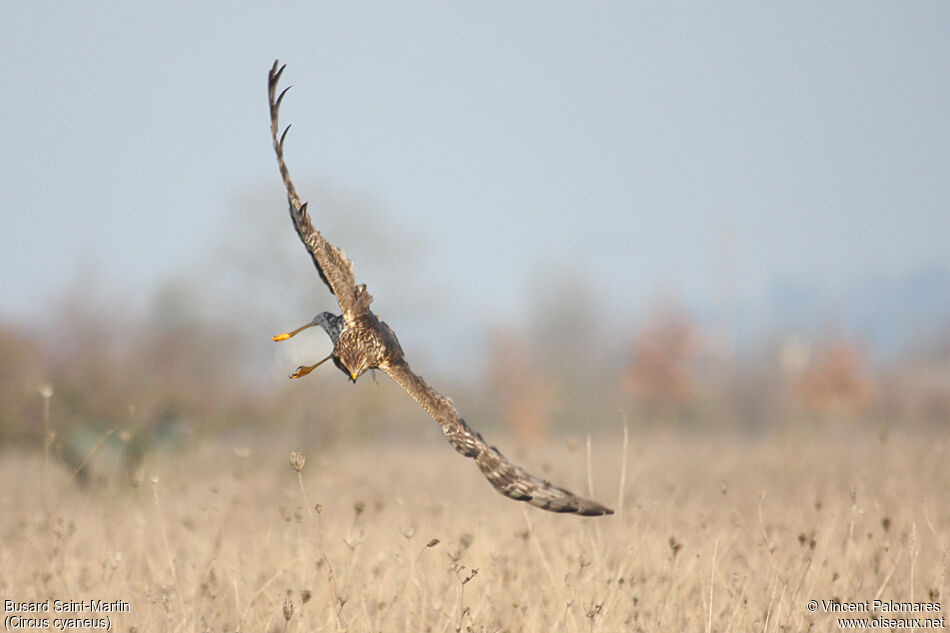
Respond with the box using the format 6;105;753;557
2;2;948;359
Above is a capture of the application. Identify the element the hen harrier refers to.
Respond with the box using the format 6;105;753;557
268;60;612;516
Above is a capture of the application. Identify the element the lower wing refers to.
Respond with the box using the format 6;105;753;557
381;360;613;516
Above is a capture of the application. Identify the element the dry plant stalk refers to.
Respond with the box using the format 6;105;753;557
2;435;946;632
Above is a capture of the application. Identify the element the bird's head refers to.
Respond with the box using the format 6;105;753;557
338;349;368;383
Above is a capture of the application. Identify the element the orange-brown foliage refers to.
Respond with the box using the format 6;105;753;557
797;336;875;419
623;302;699;411
486;330;551;443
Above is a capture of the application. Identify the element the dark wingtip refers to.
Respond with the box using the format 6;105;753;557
275;85;292;110
575;501;614;517
270;60;286;83
539;495;613;516
278;123;292;151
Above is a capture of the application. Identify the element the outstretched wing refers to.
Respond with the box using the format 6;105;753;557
381;359;613;516
268;60;372;321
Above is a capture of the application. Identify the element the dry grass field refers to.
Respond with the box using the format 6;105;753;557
1;430;948;632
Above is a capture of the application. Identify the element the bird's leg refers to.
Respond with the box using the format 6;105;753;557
290;353;334;379
272;317;319;342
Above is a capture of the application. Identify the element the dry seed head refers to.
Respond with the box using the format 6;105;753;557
459;567;478;584
290;452;306;472
38;384;54;399
282;597;293;621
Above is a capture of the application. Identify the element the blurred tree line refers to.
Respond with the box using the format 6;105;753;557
2;182;948;479
481;289;950;440
2;265;948;483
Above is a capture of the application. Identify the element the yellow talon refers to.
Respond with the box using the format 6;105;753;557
288;353;334;380
290;365;315;379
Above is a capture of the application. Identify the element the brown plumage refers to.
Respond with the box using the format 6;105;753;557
268;60;612;517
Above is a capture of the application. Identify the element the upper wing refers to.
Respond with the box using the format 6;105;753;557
381;359;613;516
268;60;372;321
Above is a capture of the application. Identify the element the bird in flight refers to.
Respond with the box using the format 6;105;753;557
267;60;612;516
